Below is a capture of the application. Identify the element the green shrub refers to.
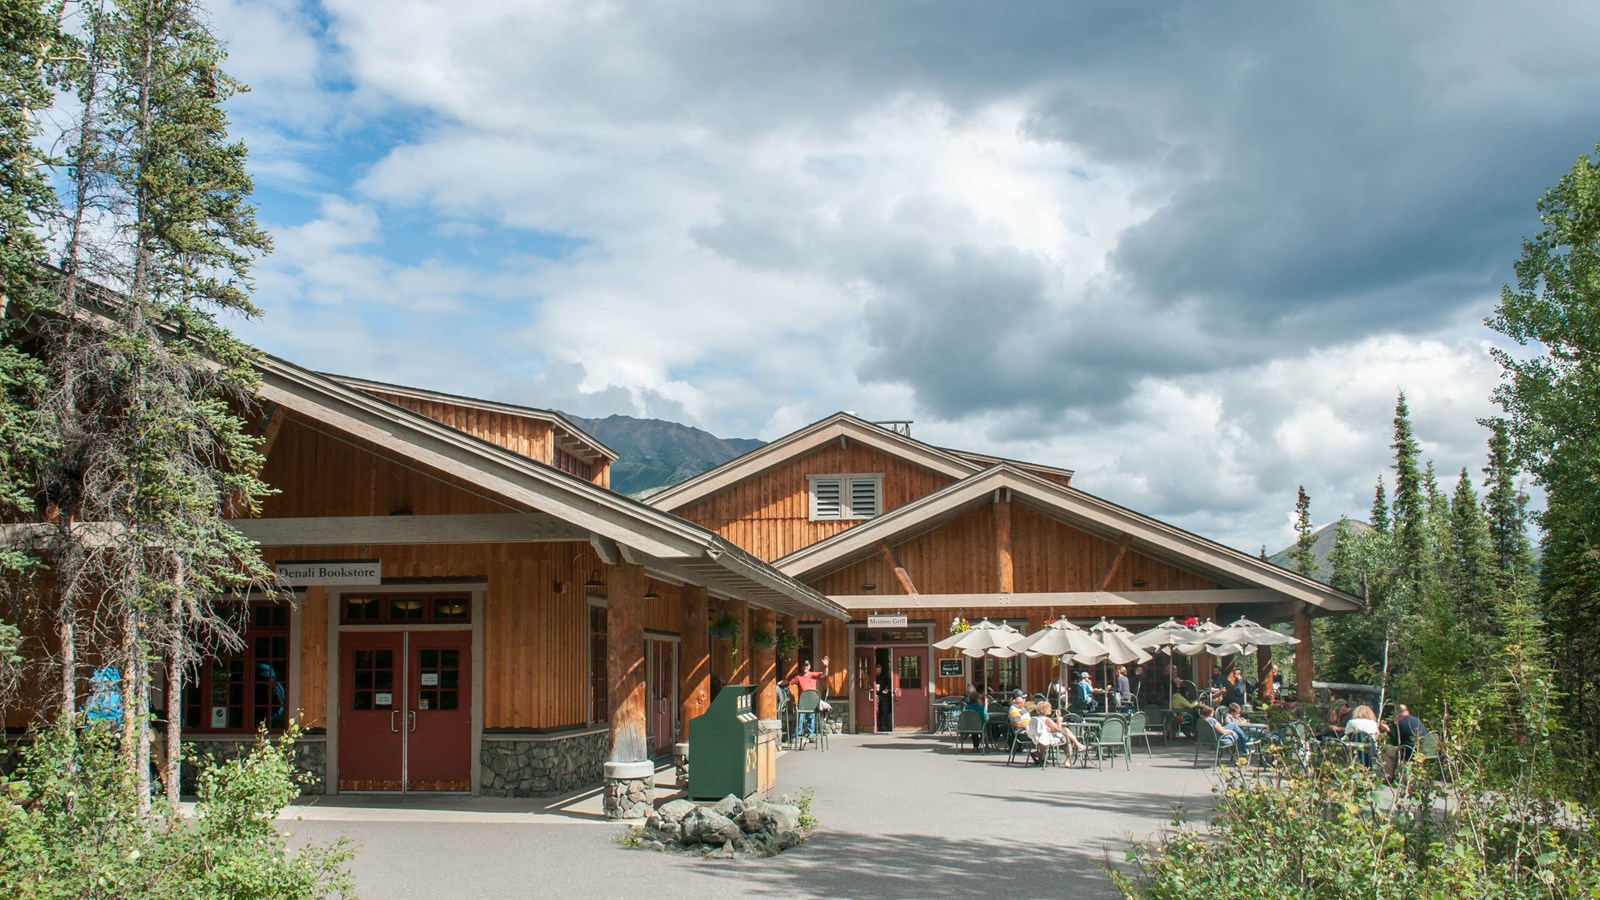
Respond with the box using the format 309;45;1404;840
0;721;352;899
1115;729;1600;899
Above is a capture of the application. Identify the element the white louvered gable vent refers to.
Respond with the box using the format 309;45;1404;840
809;474;883;521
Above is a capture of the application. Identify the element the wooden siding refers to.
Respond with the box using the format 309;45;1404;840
363;390;556;464
358;389;611;488
673;442;958;562
268;541;682;731
808;504;1220;596
261;417;517;519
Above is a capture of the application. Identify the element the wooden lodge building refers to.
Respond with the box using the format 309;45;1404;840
649;413;1363;734
8;354;1359;809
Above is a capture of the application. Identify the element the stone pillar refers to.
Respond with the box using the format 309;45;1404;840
679;584;710;742
604;560;651;820
602;760;653;820
753;607;777;721
1294;605;1314;700
673;741;690;789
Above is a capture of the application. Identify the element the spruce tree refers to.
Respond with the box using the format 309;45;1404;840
1389;393;1427;610
1482;419;1535;589
1369;476;1390;533
1289;485;1319;578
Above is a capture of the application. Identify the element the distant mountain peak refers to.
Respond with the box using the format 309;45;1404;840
1268;519;1371;583
559;412;763;497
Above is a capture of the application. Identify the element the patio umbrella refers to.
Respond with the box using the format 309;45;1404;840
1089;617;1130;634
933;618;1022;653
1131;618;1195;708
1203;617;1299;648
1010;618;1110;664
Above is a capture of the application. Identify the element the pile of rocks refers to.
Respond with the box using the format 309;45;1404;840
627;795;810;859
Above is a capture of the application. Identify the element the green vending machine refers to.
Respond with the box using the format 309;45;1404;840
687;684;758;800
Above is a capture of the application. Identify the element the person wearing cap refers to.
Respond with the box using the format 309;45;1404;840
1007;691;1031;733
1073;671;1100;714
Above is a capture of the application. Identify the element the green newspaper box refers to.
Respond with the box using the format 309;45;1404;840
688;684;758;800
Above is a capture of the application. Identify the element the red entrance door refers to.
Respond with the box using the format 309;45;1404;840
855;653;878;732
339;632;404;791
893;648;929;731
646;639;675;755
407;631;472;791
339;630;472;792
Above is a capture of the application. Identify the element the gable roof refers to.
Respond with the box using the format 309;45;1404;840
325;373;618;463
254;356;843;620
773;464;1361;615
648;412;981;512
944;448;1074;483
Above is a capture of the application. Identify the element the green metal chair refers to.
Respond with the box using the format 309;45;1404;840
1410;731;1445;780
1194;719;1246;768
955;709;987;754
795;689;828;751
1127;710;1159;757
1087;716;1130;770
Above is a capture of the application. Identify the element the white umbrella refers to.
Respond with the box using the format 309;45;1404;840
1098;629;1153;665
1090;616;1130;634
934;618;1021;653
1204;617;1299;648
1131;618;1195;651
1010;618;1110;664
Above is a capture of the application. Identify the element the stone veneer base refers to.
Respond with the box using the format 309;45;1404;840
479;728;609;797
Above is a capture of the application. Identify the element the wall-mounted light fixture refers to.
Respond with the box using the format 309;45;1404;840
1131;579;1147;588
643;582;660;600
862;582;877;591
554;549;607;594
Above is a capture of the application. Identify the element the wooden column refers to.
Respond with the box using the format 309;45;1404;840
753;607;777;720
780;615;799;681
606;560;647;763
1197;652;1213;694
1257;645;1272;687
1294;605;1314;700
728;598;749;685
679;584;710;742
995;494;1014;594
712;599;733;685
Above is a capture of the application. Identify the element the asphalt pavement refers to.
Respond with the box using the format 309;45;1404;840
282;731;1222;899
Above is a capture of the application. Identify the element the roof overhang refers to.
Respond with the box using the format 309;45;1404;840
256;356;845;620
648;412;980;512
775;465;1362;615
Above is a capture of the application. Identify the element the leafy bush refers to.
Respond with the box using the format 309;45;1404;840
1116;728;1600;899
0;722;352;899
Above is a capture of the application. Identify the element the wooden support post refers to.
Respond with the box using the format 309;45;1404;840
679;584;710;742
1294;605;1314;701
876;540;919;596
728;598;749;685
995;494;1014;594
1097;534;1134;591
607;560;647;763
780;615;799;681
259;406;287;459
1257;645;1272;692
753;608;777;720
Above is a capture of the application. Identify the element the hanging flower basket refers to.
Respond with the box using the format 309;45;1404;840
775;630;804;657
710;612;742;643
750;627;776;649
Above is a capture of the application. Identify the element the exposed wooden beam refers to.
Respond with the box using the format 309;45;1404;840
229;513;588;546
590;535;622;565
995;492;1014;594
1096;533;1134;591
618;543;648;566
259;407;287;459
876;540;919;597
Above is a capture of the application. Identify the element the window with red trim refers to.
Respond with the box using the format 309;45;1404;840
182;603;289;732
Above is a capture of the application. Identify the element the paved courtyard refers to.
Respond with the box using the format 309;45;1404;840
283;732;1223;899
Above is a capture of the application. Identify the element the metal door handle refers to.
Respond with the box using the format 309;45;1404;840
390;710;400;733
408;710;417;732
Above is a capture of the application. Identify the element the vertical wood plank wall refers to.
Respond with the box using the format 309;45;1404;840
356;390;610;488
672;443;958;562
808;505;1220;596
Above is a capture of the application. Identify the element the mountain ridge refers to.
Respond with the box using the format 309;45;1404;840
560;412;764;497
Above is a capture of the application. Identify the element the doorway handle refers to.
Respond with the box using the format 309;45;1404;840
408;710;417;732
390;710;400;733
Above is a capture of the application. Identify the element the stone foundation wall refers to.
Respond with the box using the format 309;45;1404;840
480;729;609;797
182;737;326;796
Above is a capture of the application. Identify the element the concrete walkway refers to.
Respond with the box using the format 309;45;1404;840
282;732;1222;898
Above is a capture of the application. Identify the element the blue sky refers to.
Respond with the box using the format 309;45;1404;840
208;0;1600;553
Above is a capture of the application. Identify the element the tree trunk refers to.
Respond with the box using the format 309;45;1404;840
165;581;183;807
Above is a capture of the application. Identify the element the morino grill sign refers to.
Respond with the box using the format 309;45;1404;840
275;559;382;586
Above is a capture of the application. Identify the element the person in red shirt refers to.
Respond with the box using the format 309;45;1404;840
786;656;830;738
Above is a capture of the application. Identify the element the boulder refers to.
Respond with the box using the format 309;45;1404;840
763;802;803;832
656;799;697;825
682;808;742;845
712;794;745;818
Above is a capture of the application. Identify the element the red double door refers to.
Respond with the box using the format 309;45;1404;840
339;631;472;792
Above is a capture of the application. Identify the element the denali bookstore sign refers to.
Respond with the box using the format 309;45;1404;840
275;559;381;586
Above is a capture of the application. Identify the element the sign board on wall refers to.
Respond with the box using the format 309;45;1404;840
938;658;964;678
274;559;381;586
866;614;909;628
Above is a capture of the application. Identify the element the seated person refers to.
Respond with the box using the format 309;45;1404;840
962;690;989;751
1381;703;1426;779
1323;700;1353;739
1343;705;1381;767
1225;702;1247;725
1198;703;1256;751
1073;672;1100;714
1220;668;1248;710
1024;701;1084;764
1007;690;1031;733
